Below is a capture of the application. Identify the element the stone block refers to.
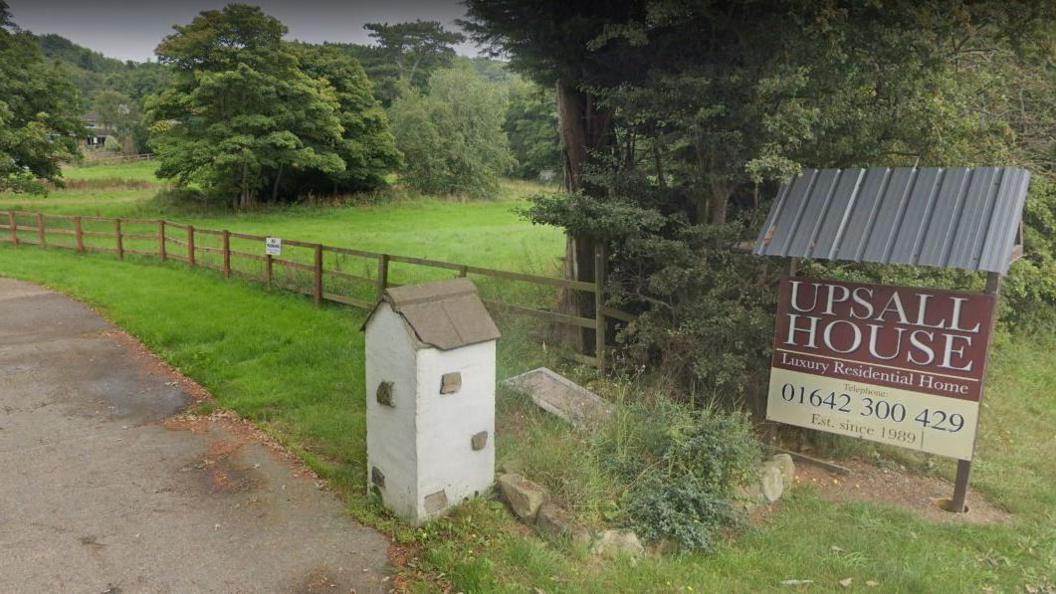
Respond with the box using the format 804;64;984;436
759;460;784;503
423;489;448;513
771;453;795;484
502;367;612;427
497;473;548;521
440;371;461;394
592;529;644;558
535;502;573;540
376;381;394;407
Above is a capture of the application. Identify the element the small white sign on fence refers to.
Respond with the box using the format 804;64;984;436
265;237;282;256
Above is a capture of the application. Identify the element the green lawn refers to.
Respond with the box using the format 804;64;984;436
0;246;1052;593
0;163;1053;592
1;163;563;275
64;160;161;182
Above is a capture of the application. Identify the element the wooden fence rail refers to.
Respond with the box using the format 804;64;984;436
80;153;155;166
0;210;630;369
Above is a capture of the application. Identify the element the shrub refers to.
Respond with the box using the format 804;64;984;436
596;398;761;551
504;77;560;180
103;135;122;153
527;188;778;411
1003;176;1056;327
389;67;513;198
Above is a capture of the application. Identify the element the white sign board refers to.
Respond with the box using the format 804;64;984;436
265;237;282;256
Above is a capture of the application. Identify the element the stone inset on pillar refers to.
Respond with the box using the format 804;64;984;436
440;371;462;394
376;381;394;407
364;278;501;525
371;466;385;489
423;490;448;513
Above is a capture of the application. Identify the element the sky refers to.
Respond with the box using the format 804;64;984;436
7;0;478;62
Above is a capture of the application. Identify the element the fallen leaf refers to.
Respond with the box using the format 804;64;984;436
839;578;853;588
866;580;880;587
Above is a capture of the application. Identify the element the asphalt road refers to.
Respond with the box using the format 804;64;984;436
0;278;390;593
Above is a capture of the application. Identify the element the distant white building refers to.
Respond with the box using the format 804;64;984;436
363;278;500;525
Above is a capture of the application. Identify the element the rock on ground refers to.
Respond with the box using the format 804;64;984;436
535;502;572;538
592;529;645;558
497;473;549;521
759;460;785;503
771;453;795;484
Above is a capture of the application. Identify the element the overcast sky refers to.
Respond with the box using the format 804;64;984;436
7;0;478;62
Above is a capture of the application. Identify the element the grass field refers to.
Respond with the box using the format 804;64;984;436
0;163;564;276
1;164;1053;592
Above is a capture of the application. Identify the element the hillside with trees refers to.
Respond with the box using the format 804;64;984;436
146;4;401;208
5;3;560;203
0;1;83;193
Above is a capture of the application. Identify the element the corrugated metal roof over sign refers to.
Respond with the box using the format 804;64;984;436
753;167;1030;274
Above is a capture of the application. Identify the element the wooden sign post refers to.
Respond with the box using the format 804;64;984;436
753;166;1031;514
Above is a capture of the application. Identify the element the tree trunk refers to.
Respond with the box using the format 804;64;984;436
709;182;731;225
240;160;254;210
271;164;284;203
556;78;611;355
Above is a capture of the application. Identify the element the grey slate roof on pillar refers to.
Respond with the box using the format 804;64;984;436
364;277;501;351
752;167;1031;274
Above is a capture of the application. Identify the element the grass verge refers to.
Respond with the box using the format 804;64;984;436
0;242;1053;592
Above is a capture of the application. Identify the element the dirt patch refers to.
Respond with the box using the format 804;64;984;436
163;410;323;486
794;457;1011;524
102;326;319;484
295;566;344;593
388;542;448;594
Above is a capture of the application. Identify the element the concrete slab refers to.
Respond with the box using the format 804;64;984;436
0;278;391;593
502;367;612;427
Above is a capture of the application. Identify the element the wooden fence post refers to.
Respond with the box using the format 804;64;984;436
115;219;124;260
7;211;18;246
158;220;167;260
594;244;607;372
265;253;273;288
222;230;231;278
313;244;324;306
377;253;389;299
36;213;45;248
74;217;84;253
187;225;195;265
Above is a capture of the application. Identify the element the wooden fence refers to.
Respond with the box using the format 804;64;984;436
80;153;155;166
0;210;630;370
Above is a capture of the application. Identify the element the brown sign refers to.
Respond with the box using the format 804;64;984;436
772;277;996;401
766;277;997;459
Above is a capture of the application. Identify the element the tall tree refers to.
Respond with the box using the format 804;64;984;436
388;67;512;197
504;77;561;181
91;89;133;133
147;5;395;207
361;20;465;104
287;43;402;195
464;0;1056;373
0;0;83;193
462;1;643;349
